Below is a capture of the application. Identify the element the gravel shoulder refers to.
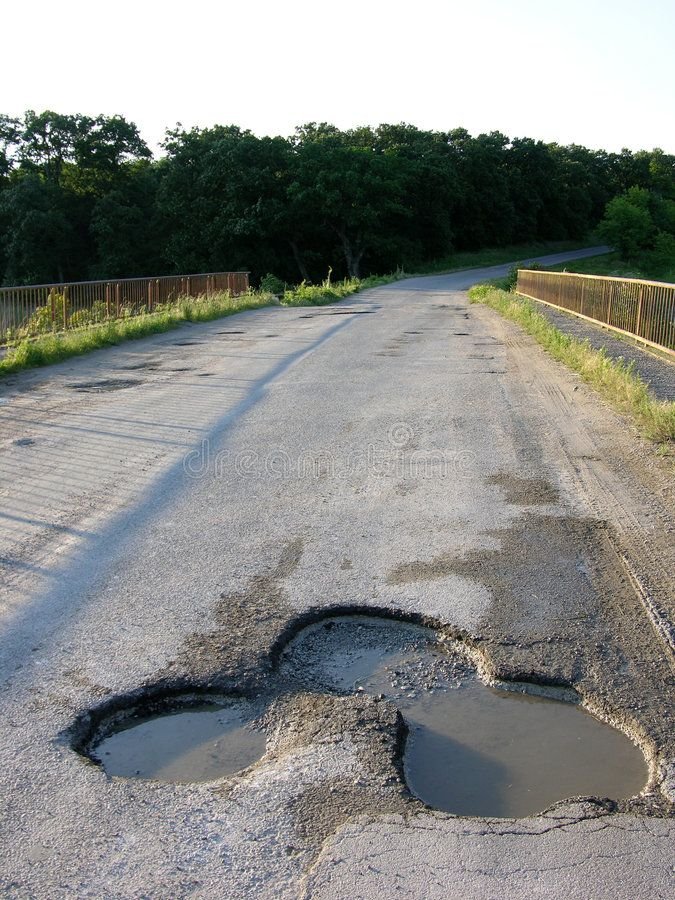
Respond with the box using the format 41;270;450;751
530;300;675;401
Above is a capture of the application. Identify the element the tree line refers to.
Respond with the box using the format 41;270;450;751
0;111;673;287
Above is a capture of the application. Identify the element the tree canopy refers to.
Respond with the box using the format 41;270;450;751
0;111;673;286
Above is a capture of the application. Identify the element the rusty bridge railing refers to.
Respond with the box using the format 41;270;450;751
516;269;675;356
0;271;250;344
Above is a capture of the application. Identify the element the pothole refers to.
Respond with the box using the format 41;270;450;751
118;361;162;371
280;617;649;818
216;330;245;335
67;378;141;392
172;340;201;346
85;696;265;783
72;612;650;814
300;310;375;318
324;309;375;315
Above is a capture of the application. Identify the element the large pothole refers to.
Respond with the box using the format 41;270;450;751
280;617;649;817
74;614;649;816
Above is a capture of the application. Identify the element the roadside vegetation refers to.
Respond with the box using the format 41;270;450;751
541;251;675;284
0;273;400;375
469;284;675;446
412;240;590;275
517;188;675;285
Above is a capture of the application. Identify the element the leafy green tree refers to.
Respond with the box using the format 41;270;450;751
0;174;74;284
157;125;294;278
89;161;161;277
0;115;20;178
597;187;655;259
290;124;413;277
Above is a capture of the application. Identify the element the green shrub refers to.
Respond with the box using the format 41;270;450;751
260;273;286;294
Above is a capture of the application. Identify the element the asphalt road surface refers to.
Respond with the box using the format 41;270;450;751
1;248;673;899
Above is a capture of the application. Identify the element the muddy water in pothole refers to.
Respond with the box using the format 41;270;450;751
92;702;266;783
281;617;648;817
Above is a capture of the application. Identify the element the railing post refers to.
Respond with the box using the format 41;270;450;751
635;284;644;337
62;287;69;329
579;279;585;317
49;288;56;327
148;280;153;313
115;283;121;317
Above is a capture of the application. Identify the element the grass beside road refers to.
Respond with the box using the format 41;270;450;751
540;251;675;284
481;252;675;294
416;240;594;275
281;272;400;306
469;284;675;446
0;291;276;376
0;274;400;376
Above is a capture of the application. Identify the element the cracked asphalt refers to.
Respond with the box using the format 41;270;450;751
0;248;674;898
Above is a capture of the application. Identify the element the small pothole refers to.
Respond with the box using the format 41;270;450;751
301;310;375;317
87;697;265;783
67;379;141;392
326;309;374;315
117;361;162;371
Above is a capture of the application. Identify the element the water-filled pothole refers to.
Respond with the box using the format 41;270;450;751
280;617;648;817
89;698;265;783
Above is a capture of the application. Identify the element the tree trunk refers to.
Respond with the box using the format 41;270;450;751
335;227;364;279
289;240;310;282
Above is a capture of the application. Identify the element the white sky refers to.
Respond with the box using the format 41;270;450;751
3;0;674;154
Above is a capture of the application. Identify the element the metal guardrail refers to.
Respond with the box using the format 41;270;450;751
0;271;250;343
516;269;675;356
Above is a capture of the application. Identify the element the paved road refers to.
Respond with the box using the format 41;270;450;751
1;249;673;898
